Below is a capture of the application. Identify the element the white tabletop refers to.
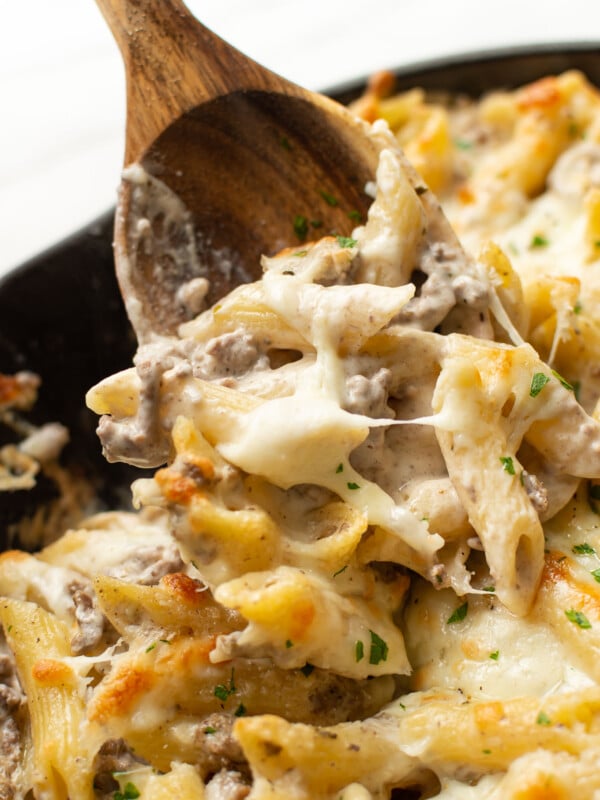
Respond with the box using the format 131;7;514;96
1;0;598;277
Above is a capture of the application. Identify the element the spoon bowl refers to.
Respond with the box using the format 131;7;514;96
95;0;381;340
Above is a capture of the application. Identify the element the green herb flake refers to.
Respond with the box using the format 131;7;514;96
347;481;360;491
333;565;348;578
447;601;469;625
355;640;364;662
565;609;592;629
214;684;230;702
335;463;344;473
300;663;315;677
573;543;596;555
285;639;294;649
530;372;550;397
336;235;357;249
204;726;217;735
293;215;309;239
293;250;308;258
591;568;600;583
530;233;549;248
6;625;12;633
482;749;492;754
280;135;292;150
551;369;574;392
482;585;496;593
536;710;552;726
500;456;516;475
310;219;323;229
214;669;236;703
454;138;473;150
348;209;362;221
369;630;389;665
234;703;247;717
573;300;583;314
114;783;140;800
145;643;156;653
159;638;171;645
320;190;339;206
489;650;500;661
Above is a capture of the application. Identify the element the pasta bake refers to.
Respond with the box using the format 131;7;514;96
4;67;600;799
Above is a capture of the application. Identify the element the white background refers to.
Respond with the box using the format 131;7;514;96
1;0;599;277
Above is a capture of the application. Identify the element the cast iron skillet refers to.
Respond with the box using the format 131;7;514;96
1;44;599;545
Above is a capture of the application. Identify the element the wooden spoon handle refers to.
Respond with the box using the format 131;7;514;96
95;0;292;163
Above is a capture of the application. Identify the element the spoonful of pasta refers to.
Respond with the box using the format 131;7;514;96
95;0;381;341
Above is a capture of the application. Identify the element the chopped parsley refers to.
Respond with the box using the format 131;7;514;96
447;601;468;625
591;568;600;583
499;456;516;475
530;372;550;397
573;543;596;555
482;585;496;593
114;783;140;800
368;630;388;665
335;463;344;473
552;369;574;392
530;233;549;248
347;482;360;491
482;749;492;755
285;639;294;648
348;209;363;221
293;214;309;239
573;300;583;314
310;219;323;229
214;669;237;703
333;565;348;578
300;663;315;677
355;640;365;662
454;138;473;150
320;190;338;206
204;726;217;735
565;609;592;629
145;643;156;653
536;710;552;726
234;703;247;717
489;650;500;660
293;250;308;257
336;235;357;249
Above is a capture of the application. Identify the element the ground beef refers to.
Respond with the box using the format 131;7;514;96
193;713;249;779
105;543;184;585
69;581;106;654
93;738;148;797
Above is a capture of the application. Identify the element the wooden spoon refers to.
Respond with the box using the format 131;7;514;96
95;0;381;341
